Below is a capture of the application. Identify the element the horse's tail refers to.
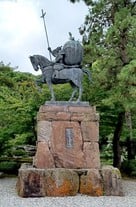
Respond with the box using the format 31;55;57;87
82;68;92;82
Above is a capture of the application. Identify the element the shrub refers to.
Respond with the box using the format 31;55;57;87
121;159;136;177
0;161;20;174
11;149;27;157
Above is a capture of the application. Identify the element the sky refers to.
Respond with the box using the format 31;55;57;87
0;0;88;74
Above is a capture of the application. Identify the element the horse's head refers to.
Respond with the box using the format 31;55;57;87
29;55;39;71
29;55;52;72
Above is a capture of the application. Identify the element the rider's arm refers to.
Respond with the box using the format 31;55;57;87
48;47;56;57
48;47;52;53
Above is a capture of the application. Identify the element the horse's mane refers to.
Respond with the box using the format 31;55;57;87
38;55;51;63
34;55;52;67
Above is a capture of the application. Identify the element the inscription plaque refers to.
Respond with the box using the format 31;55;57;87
65;128;74;148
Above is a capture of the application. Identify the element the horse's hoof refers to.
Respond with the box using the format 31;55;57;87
50;98;55;102
76;99;81;103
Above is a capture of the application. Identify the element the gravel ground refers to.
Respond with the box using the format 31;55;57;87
0;177;136;207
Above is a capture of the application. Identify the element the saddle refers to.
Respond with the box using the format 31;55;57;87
52;63;81;80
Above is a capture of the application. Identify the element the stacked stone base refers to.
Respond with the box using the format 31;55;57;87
17;164;124;197
17;102;124;197
34;102;100;169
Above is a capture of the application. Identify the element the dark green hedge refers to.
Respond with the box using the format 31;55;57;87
0;161;20;174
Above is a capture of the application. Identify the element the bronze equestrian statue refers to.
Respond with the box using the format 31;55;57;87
29;35;91;102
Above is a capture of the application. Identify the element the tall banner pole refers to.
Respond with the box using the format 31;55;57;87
40;9;52;61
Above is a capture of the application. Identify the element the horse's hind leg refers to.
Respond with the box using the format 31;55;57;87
76;85;82;102
72;72;83;102
69;86;78;102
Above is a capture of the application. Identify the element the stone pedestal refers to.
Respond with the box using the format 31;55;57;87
17;102;124;197
17;164;124;197
34;102;100;169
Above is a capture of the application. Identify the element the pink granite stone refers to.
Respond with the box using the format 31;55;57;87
33;141;55;168
81;121;99;142
37;121;52;142
79;169;103;196
50;121;86;168
45;168;79;196
83;142;100;168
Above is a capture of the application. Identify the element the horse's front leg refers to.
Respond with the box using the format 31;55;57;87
46;80;55;101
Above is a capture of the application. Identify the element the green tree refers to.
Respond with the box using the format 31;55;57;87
69;0;136;168
0;63;72;156
0;64;43;155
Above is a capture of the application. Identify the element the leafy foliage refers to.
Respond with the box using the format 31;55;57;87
69;0;136;168
0;64;73;157
121;159;136;177
0;161;20;174
0;65;42;155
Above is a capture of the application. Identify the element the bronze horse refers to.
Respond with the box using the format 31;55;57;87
29;55;91;102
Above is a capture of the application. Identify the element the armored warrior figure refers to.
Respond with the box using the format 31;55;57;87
48;46;64;64
48;46;65;71
47;33;83;71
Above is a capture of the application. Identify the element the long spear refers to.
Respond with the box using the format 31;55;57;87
40;9;52;61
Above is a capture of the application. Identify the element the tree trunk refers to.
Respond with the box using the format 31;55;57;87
126;137;135;160
113;112;125;168
125;111;134;160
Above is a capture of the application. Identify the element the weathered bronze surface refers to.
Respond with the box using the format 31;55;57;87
29;36;91;102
